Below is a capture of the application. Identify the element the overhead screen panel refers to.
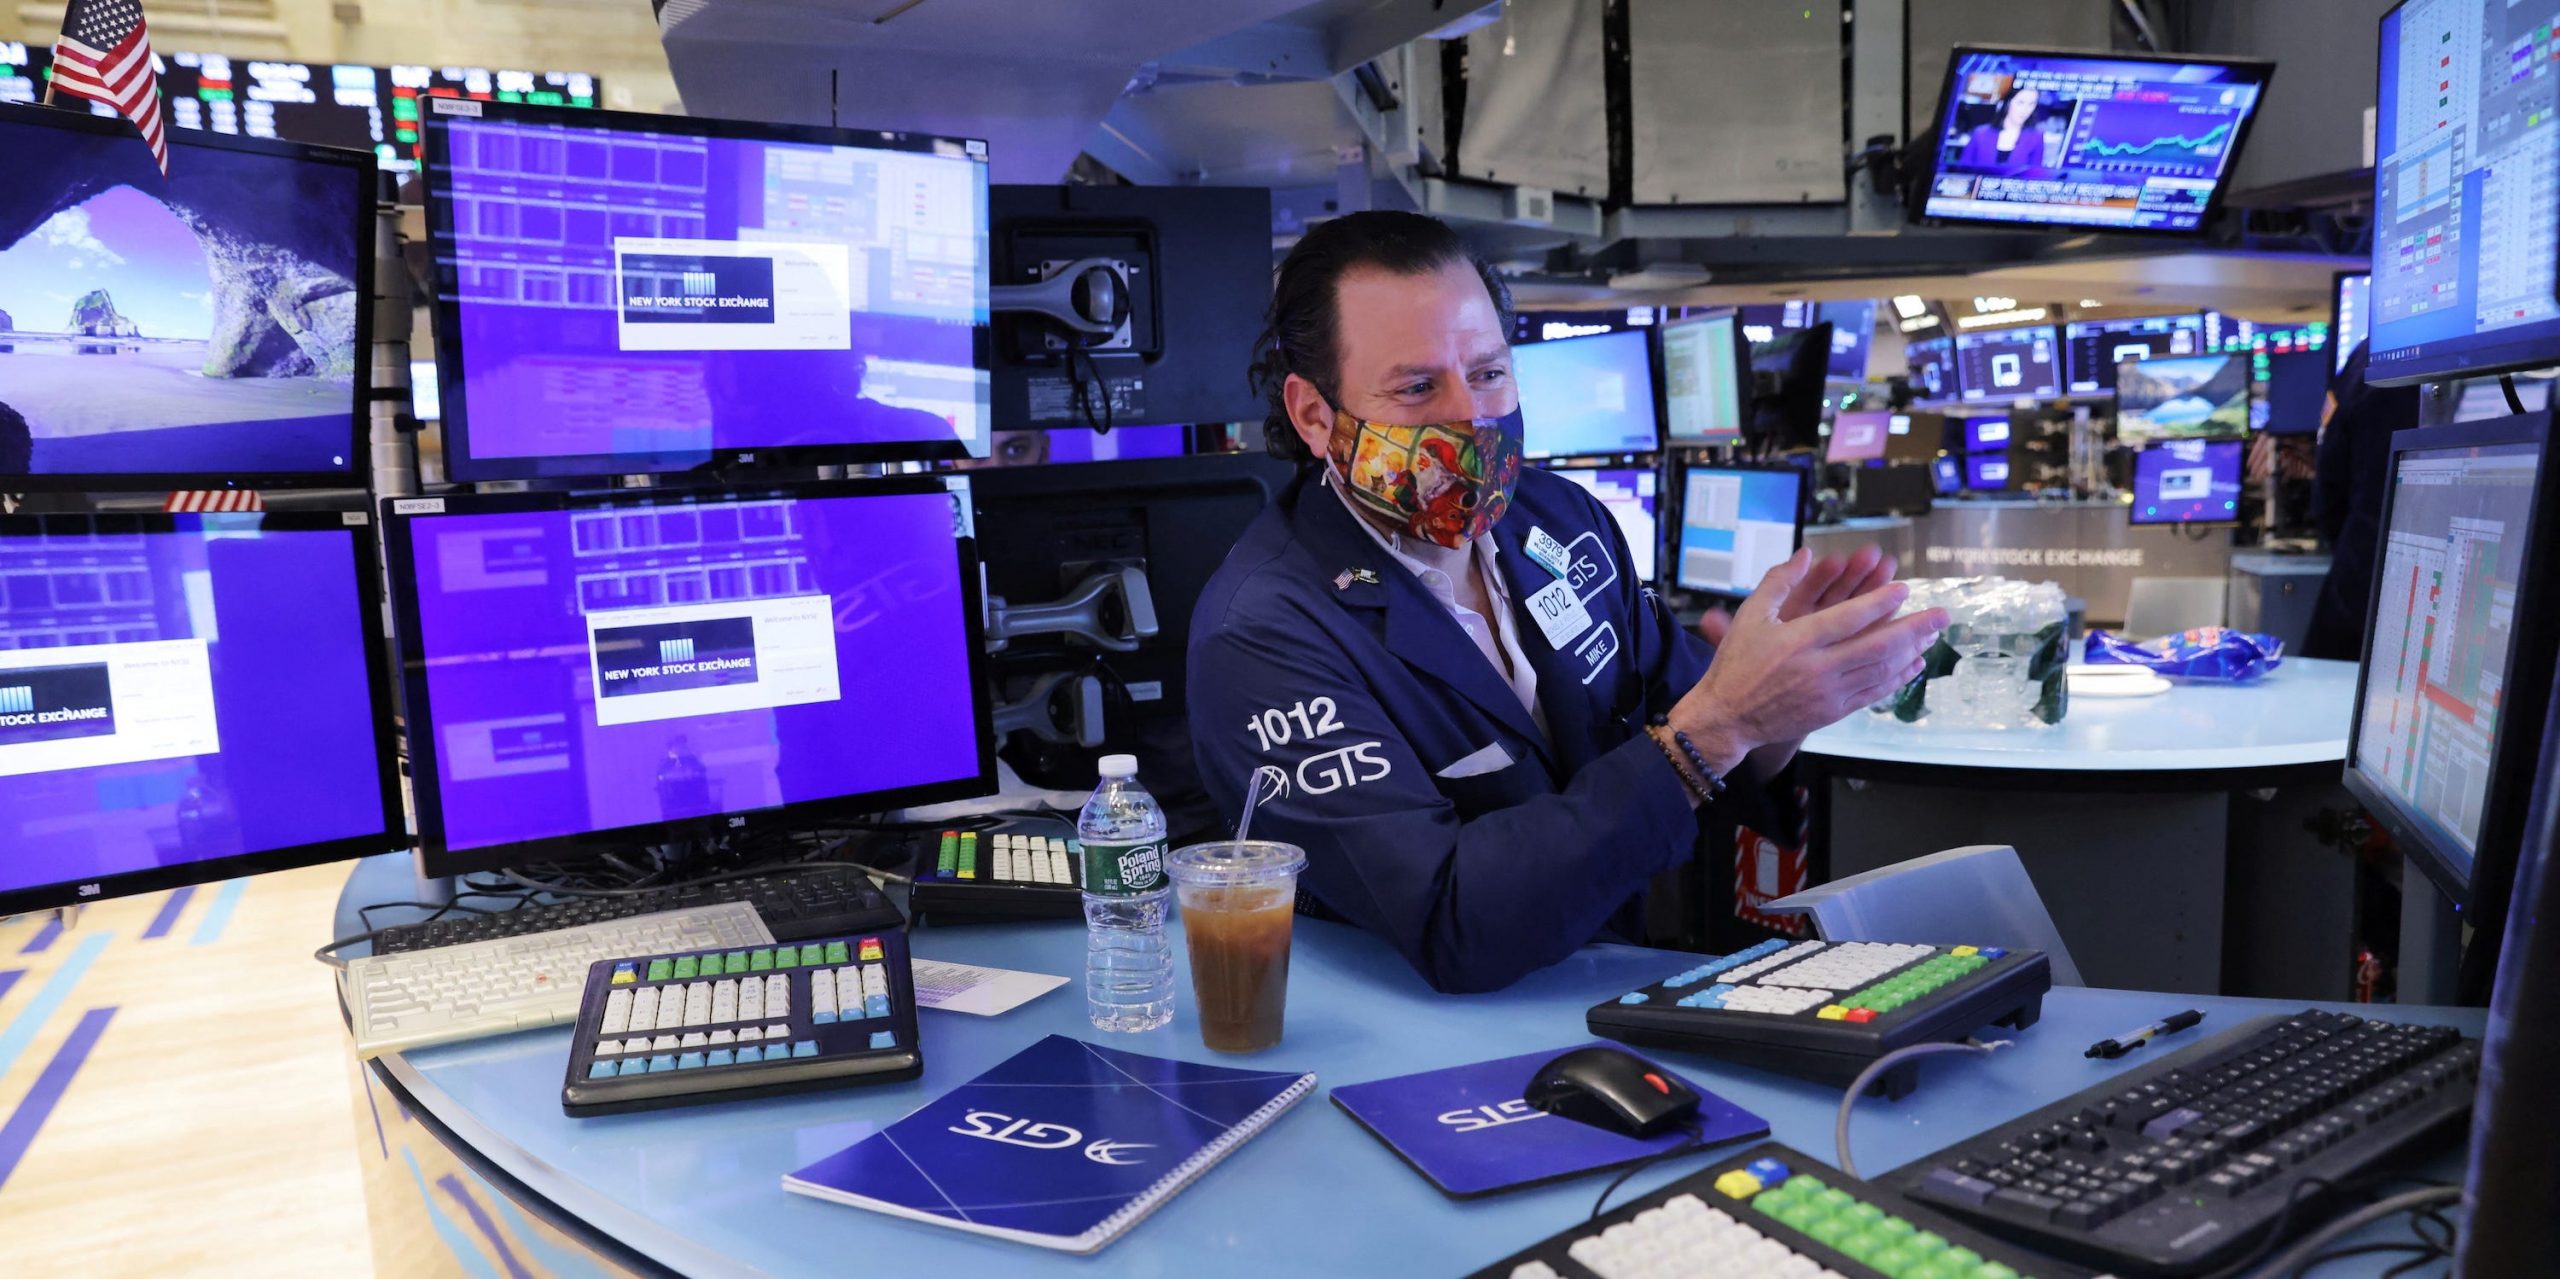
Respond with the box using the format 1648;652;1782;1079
1628;0;1845;203
1922;48;2272;234
1456;0;1609;197
2369;0;2560;385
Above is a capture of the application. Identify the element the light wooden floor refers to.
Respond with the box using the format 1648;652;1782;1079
0;863;374;1277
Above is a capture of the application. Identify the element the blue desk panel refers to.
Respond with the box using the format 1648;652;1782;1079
339;857;2481;1277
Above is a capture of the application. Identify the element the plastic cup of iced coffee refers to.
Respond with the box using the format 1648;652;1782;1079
1166;840;1307;1053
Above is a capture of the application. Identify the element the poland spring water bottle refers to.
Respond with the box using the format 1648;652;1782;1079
1077;754;1174;1032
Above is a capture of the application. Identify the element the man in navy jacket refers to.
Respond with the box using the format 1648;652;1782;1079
1188;212;1948;993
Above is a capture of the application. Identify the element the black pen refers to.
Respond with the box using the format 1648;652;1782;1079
2085;1009;2206;1059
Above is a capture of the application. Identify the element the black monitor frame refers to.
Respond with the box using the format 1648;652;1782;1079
1660;310;1749;447
2343;412;2560;927
382;477;998;877
421;99;992;481
1518;326;1665;460
1670;460;1807;600
1915;44;2275;239
0;102;379;493
0;511;405;915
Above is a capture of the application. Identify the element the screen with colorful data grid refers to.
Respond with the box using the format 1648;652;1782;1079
1661;313;1746;445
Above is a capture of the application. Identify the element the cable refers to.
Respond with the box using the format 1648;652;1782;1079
1591;1122;1706;1222
1834;1039;2012;1178
2252;1187;2464;1279
498;859;910;899
2500;373;2526;416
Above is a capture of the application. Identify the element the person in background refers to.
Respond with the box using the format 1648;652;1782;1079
2303;342;2423;660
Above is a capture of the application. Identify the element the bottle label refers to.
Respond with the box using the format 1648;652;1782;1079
1082;838;1166;896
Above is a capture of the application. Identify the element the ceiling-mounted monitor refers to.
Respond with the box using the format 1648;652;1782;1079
1921;46;2273;235
2064;313;2206;396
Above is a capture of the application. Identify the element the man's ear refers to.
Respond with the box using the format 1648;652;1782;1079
1284;373;1336;462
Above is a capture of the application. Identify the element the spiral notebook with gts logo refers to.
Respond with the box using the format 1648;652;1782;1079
782;1034;1315;1253
1329;1043;1767;1199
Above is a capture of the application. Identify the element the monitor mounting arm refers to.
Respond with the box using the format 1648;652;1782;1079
991;669;1107;749
985;564;1158;654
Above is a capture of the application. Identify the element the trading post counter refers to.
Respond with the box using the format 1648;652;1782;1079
333;851;2469;1279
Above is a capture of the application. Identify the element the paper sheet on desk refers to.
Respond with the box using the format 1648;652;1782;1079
911;959;1068;1016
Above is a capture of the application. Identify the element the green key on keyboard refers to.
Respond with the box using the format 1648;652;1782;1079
646;959;673;981
798;944;824;967
825;941;851;964
936;830;959;874
749;948;774;971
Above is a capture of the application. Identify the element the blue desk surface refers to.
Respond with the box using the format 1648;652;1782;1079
339;855;2479;1277
1802;657;2357;774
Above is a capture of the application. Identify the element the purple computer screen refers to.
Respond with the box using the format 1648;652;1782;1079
432;115;990;476
0;517;392;894
404;489;984;853
2131;438;2244;525
0;114;367;479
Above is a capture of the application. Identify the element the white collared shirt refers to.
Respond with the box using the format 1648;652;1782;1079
1329;475;1546;734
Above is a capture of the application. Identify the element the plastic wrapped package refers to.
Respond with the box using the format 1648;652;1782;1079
2082;627;2285;682
1874;577;2071;728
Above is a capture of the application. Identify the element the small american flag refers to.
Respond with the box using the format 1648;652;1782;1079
50;0;165;175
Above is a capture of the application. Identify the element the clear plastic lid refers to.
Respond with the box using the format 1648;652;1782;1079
1167;840;1307;887
1097;753;1139;779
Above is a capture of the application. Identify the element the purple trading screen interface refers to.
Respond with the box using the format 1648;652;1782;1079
1954;325;2060;402
2131;439;2244;525
429;114;991;478
0;517;392;897
0;112;368;482
401;489;985;856
1827;411;1892;463
1924;50;2269;233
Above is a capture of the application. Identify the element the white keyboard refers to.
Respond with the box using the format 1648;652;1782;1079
345;903;775;1058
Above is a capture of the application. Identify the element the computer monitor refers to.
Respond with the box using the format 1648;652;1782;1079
1750;323;1833;452
1741;301;1876;383
2344;414;2560;920
1933;455;1962;496
2331;271;2370;375
2370;3;2560;386
423;101;991;481
410;359;442;423
1920;47;2273;234
1674;464;1803;597
2128;439;2244;526
1905;335;1963;404
1827;410;1892;464
1517;328;1661;458
2116;354;2250;445
1965;453;2017;492
1961;414;2012;454
0;103;377;491
1884;411;1942;464
0;512;402;914
383;479;996;874
1549;465;1660;581
1661;312;1747;446
1954;325;2060;402
2260;348;2329;436
2064;313;2206;395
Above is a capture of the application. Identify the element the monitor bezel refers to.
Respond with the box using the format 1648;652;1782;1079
421;99;994;482
2125;438;2245;528
1671;460;1806;599
1916;44;2277;238
1951;323;2063;404
2342;410;2560;917
381;477;999;877
2330;269;2371;376
1518;325;1665;460
0;511;405;915
0;102;379;494
1903;333;1967;407
1660;310;1749;446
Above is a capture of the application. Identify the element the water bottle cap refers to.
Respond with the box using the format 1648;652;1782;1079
1097;754;1139;779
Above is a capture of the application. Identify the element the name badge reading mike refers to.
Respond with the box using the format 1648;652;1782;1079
1523;527;1573;580
1526;577;1594;650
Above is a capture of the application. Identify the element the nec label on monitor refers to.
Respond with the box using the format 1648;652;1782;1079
585;597;842;727
0;640;221;779
612;238;855;353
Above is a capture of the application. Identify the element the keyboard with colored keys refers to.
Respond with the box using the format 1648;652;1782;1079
1468;1142;2061;1279
560;932;922;1116
907;825;1087;924
1587;940;2051;1098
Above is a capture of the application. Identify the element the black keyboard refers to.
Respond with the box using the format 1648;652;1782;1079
907;821;1086;925
1883;1009;2479;1276
1470;1141;2065;1279
373;867;904;955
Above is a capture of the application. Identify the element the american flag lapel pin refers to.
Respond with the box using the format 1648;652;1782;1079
1334;570;1356;591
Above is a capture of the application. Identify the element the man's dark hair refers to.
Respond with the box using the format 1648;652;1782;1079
1246;210;1515;462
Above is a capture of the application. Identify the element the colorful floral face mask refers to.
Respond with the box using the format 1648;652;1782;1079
1325;406;1527;549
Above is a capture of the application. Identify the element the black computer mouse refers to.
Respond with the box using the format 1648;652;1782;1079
1524;1046;1701;1138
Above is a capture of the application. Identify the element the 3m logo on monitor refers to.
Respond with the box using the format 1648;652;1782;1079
621;254;778;326
0;663;118;747
595;618;759;699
